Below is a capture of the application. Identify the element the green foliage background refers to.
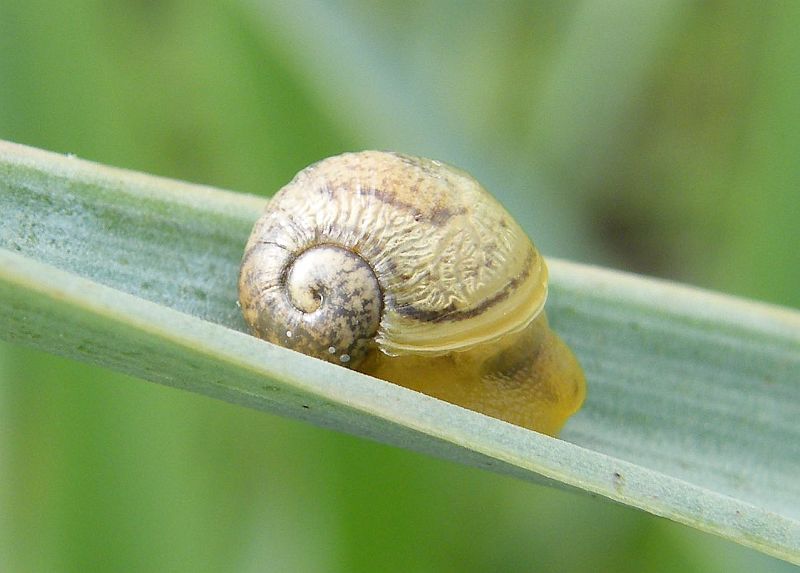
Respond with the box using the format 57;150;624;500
1;2;797;571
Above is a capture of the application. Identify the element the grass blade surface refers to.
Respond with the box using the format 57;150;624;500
1;140;798;563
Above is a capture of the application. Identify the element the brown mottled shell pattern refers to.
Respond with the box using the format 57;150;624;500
238;151;586;435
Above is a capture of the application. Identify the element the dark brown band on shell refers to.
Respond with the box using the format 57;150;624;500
393;250;536;323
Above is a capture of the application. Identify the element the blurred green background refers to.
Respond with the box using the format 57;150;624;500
1;1;798;571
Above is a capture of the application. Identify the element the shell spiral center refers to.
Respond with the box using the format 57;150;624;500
280;245;383;366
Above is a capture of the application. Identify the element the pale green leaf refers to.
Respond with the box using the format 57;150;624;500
0;140;798;563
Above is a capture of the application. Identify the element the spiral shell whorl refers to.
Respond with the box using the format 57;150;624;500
240;150;548;361
239;241;382;366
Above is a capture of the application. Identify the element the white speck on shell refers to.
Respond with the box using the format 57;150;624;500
286;330;293;338
339;354;350;363
328;346;336;354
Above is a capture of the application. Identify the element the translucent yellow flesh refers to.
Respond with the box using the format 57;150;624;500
359;314;586;436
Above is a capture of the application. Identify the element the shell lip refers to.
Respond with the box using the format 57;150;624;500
375;260;549;357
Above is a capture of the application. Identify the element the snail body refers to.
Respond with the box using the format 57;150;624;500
239;151;585;435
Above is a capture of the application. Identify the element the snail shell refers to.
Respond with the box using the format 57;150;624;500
239;151;585;435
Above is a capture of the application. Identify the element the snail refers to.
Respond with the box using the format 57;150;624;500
238;151;585;435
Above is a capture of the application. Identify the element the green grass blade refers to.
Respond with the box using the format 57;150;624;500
0;140;798;563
